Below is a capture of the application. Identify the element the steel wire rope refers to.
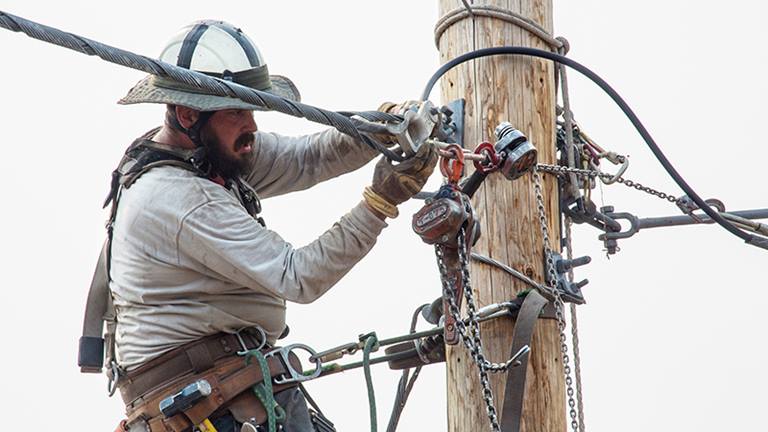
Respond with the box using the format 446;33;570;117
420;46;768;250
0;11;407;161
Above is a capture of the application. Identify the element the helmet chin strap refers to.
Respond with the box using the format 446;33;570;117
166;108;216;173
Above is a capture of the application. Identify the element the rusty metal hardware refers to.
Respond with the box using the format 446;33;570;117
412;184;475;247
439;143;465;184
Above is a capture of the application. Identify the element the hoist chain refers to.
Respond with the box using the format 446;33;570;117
435;227;523;432
435;239;499;431
564;218;586;432
537;163;680;204
532;169;580;432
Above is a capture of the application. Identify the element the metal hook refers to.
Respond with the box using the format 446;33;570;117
107;361;121;397
509;345;531;368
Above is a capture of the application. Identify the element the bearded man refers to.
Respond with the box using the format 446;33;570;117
102;20;436;432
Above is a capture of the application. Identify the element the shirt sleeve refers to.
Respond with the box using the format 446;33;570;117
176;197;387;304
245;128;380;198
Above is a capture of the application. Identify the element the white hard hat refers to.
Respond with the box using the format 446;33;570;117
119;20;300;111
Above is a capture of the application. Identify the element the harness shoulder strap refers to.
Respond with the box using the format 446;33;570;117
80;130;204;376
78;242;111;373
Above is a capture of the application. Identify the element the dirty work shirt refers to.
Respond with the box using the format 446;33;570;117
110;128;386;370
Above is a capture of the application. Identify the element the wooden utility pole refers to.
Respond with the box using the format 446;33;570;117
436;1;565;431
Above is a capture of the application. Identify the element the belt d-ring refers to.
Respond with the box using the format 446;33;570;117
235;326;268;356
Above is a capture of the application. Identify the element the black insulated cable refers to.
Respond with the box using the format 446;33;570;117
421;46;768;250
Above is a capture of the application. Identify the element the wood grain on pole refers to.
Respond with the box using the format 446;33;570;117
436;1;565;431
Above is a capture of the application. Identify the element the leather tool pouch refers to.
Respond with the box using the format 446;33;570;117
126;351;301;432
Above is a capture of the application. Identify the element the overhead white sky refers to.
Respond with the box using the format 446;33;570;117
1;1;766;431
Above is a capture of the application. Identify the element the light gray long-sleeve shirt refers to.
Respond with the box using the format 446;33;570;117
110;128;385;370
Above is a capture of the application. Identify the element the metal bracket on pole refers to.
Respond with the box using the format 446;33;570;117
544;251;590;304
434;98;465;148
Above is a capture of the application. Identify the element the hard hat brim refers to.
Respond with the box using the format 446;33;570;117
117;73;301;111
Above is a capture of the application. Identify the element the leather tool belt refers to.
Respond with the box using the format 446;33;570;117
119;330;300;432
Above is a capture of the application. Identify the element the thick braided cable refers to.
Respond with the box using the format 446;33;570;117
0;11;405;161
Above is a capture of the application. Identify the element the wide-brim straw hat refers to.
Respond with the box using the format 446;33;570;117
118;72;300;112
118;19;300;111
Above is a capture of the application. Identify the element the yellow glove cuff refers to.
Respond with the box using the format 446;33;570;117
363;186;399;219
377;102;397;113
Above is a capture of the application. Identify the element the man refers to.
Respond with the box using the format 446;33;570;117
107;20;436;431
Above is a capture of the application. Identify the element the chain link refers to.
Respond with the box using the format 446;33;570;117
434;171;587;431
536;163;679;204
436;226;530;431
436;236;499;431
564;218;586;432
532;169;580;432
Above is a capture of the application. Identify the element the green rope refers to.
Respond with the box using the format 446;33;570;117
242;349;285;432
363;334;379;432
304;363;342;376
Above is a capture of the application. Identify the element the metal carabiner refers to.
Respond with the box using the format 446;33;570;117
265;344;323;385
596;152;629;185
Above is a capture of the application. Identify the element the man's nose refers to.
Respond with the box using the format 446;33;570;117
244;111;257;132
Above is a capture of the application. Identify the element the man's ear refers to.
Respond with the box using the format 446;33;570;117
175;106;200;129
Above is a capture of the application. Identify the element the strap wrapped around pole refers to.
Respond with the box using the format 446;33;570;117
500;290;548;432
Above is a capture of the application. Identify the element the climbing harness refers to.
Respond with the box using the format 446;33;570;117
78;128;268;382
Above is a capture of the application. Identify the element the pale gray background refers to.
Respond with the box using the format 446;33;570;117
1;1;765;431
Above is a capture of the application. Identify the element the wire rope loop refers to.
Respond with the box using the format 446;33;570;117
472;142;500;174
434;4;563;51
439;144;465;184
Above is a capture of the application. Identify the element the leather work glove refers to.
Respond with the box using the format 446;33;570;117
364;143;438;218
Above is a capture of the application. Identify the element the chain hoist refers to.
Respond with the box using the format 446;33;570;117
413;144;479;345
413;124;539;431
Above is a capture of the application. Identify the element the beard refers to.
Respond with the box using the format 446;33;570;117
201;128;254;179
